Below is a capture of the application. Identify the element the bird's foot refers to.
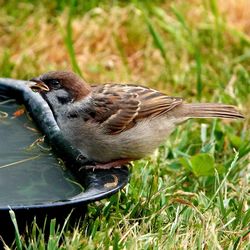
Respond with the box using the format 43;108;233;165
83;159;132;170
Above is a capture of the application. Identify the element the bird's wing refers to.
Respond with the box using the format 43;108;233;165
88;84;183;134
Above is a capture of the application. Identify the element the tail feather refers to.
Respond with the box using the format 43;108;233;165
183;103;244;119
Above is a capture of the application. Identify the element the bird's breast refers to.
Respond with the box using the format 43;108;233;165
57;115;184;163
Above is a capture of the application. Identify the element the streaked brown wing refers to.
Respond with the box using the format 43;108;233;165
90;84;183;134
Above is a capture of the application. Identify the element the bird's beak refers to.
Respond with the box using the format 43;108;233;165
28;78;50;92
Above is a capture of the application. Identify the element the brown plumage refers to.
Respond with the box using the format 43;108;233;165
29;71;244;169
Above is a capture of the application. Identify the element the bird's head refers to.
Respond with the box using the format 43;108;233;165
29;71;91;106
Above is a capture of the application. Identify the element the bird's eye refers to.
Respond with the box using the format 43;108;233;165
46;79;61;89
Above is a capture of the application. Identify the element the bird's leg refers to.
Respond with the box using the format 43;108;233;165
84;159;132;170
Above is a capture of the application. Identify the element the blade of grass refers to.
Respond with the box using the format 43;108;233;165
215;169;227;220
209;0;223;47
232;199;245;229
171;6;190;34
146;17;171;74
9;209;22;250
205;152;239;211
64;0;83;78
55;211;73;246
169;6;204;100
47;219;57;249
233;228;250;250
195;50;202;101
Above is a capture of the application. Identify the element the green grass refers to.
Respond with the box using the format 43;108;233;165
0;0;249;249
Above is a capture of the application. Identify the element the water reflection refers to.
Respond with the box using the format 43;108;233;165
0;100;82;206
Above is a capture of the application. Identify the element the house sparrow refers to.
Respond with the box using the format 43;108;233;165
29;71;244;169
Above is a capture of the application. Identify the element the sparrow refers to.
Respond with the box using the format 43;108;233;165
29;71;244;169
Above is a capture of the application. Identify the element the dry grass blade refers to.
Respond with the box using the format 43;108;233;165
0;155;40;170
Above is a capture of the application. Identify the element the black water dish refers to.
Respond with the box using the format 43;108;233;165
0;78;129;244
